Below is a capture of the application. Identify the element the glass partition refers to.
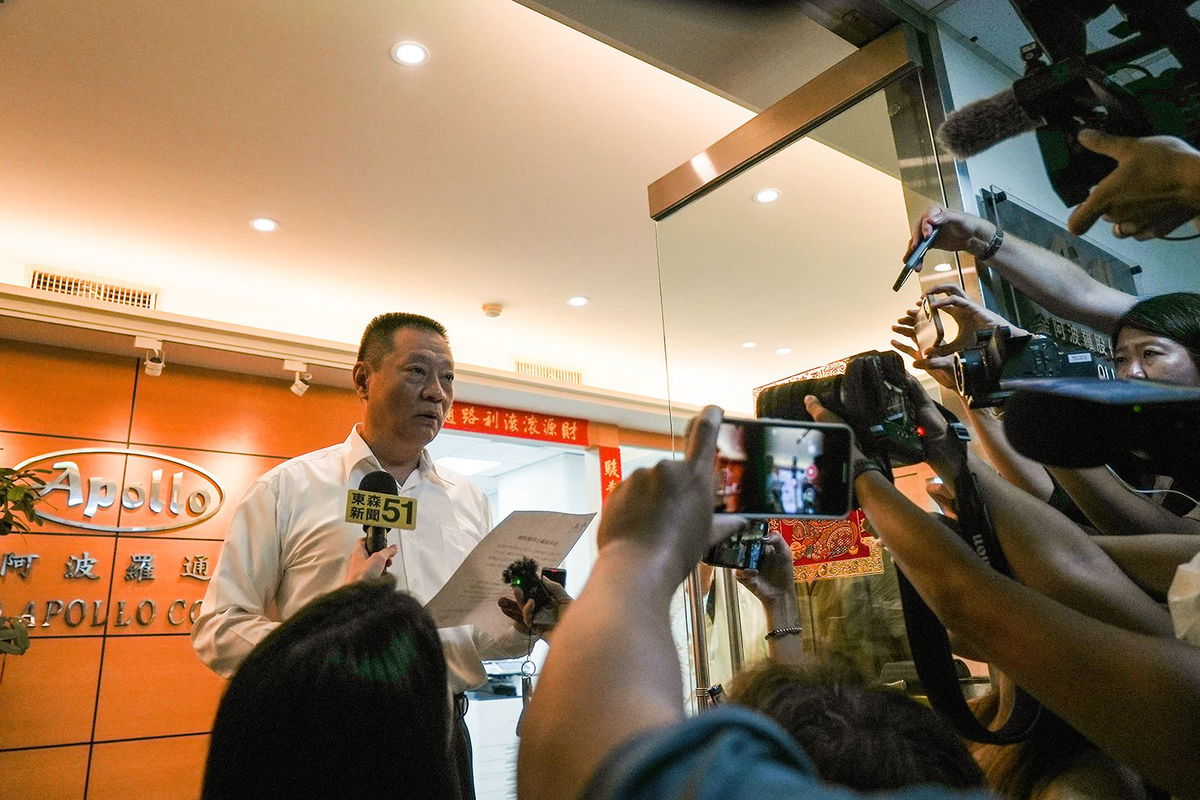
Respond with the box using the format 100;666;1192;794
652;46;965;704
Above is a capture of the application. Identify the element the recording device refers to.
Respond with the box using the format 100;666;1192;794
1003;377;1200;473
937;1;1200;205
757;351;926;467
502;558;558;613
359;470;399;555
913;294;947;355
702;521;767;571
712;416;854;519
893;227;939;292
953;326;1113;408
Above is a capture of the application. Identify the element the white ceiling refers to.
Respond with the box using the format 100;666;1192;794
0;0;926;423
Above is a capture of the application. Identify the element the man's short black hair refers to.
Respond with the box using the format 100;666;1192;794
357;312;448;367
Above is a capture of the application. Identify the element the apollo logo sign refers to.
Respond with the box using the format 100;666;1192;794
13;449;225;533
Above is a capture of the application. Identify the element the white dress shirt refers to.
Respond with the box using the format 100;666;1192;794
193;426;526;690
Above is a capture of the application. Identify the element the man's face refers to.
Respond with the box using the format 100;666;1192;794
356;327;455;455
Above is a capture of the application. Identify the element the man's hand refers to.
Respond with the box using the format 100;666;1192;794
596;405;745;586
497;576;574;640
343;537;397;584
1068;131;1200;239
905;205;997;262
734;531;793;605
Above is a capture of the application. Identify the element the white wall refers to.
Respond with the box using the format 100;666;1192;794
937;30;1198;298
497;452;596;594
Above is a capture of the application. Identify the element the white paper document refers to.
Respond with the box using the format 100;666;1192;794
424;510;595;640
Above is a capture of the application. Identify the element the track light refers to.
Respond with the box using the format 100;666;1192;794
135;336;164;377
290;371;312;397
283;359;311;396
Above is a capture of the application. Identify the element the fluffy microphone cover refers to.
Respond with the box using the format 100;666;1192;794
936;88;1040;158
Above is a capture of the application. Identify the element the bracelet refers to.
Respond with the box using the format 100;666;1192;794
852;457;885;482
764;626;803;641
975;227;1004;262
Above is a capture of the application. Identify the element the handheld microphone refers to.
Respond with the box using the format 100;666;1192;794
358;470;399;555
936;88;1043;158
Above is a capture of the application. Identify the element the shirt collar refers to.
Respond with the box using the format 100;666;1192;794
342;425;454;489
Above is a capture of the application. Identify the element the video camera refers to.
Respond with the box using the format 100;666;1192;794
938;1;1200;206
953;326;1114;408
756;350;924;468
1003;377;1200;475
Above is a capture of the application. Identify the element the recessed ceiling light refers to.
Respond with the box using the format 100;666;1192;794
775;346;792;356
742;341;757;349
391;41;429;66
567;296;589;307
753;188;781;204
933;262;954;273
249;217;279;233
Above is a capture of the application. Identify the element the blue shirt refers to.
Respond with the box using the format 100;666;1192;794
584;707;991;800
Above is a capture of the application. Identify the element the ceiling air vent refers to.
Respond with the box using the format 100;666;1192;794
29;268;159;310
515;359;582;385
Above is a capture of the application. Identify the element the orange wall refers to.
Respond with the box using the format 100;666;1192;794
0;338;361;799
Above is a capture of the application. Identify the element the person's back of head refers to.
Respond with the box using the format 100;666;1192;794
727;659;984;792
202;576;457;800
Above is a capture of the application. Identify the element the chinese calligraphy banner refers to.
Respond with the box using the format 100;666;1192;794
443;402;588;446
769;511;884;584
597;446;622;503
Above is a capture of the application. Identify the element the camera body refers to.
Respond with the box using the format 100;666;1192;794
757;350;925;467
954;327;1113;409
702;521;767;571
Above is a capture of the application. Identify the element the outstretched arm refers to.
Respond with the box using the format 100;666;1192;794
907;206;1135;333
735;532;805;665
517;407;738;800
1048;465;1200;537
807;395;1200;797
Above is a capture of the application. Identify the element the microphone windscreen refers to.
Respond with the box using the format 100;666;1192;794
359;470;399;495
936;88;1041;158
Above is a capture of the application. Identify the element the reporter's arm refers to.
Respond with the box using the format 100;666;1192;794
957;398;1054;500
910;207;1135;333
735;532;805;665
950;451;1172;636
517;407;729;800
851;470;1200;798
1048;465;1200;537
1094;534;1200;601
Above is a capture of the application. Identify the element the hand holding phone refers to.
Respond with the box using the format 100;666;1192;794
893;226;940;292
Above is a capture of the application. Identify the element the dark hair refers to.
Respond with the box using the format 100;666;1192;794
357;312;448;366
727;660;984;791
1113;292;1200;369
202;577;458;800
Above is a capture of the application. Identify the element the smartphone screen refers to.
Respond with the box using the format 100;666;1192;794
714;417;853;519
913;295;945;354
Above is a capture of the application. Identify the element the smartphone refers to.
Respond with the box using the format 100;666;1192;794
712;416;854;519
913;294;946;354
702;521;768;570
893;226;940;292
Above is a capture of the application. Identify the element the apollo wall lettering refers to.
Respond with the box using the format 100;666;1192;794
13;449;225;532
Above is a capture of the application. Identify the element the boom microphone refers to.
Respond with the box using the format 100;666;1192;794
359;470;399;554
936;88;1043;158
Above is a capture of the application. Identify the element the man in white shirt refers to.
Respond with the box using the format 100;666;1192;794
193;312;528;799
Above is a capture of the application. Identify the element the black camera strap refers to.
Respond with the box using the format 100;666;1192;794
894;417;1044;744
